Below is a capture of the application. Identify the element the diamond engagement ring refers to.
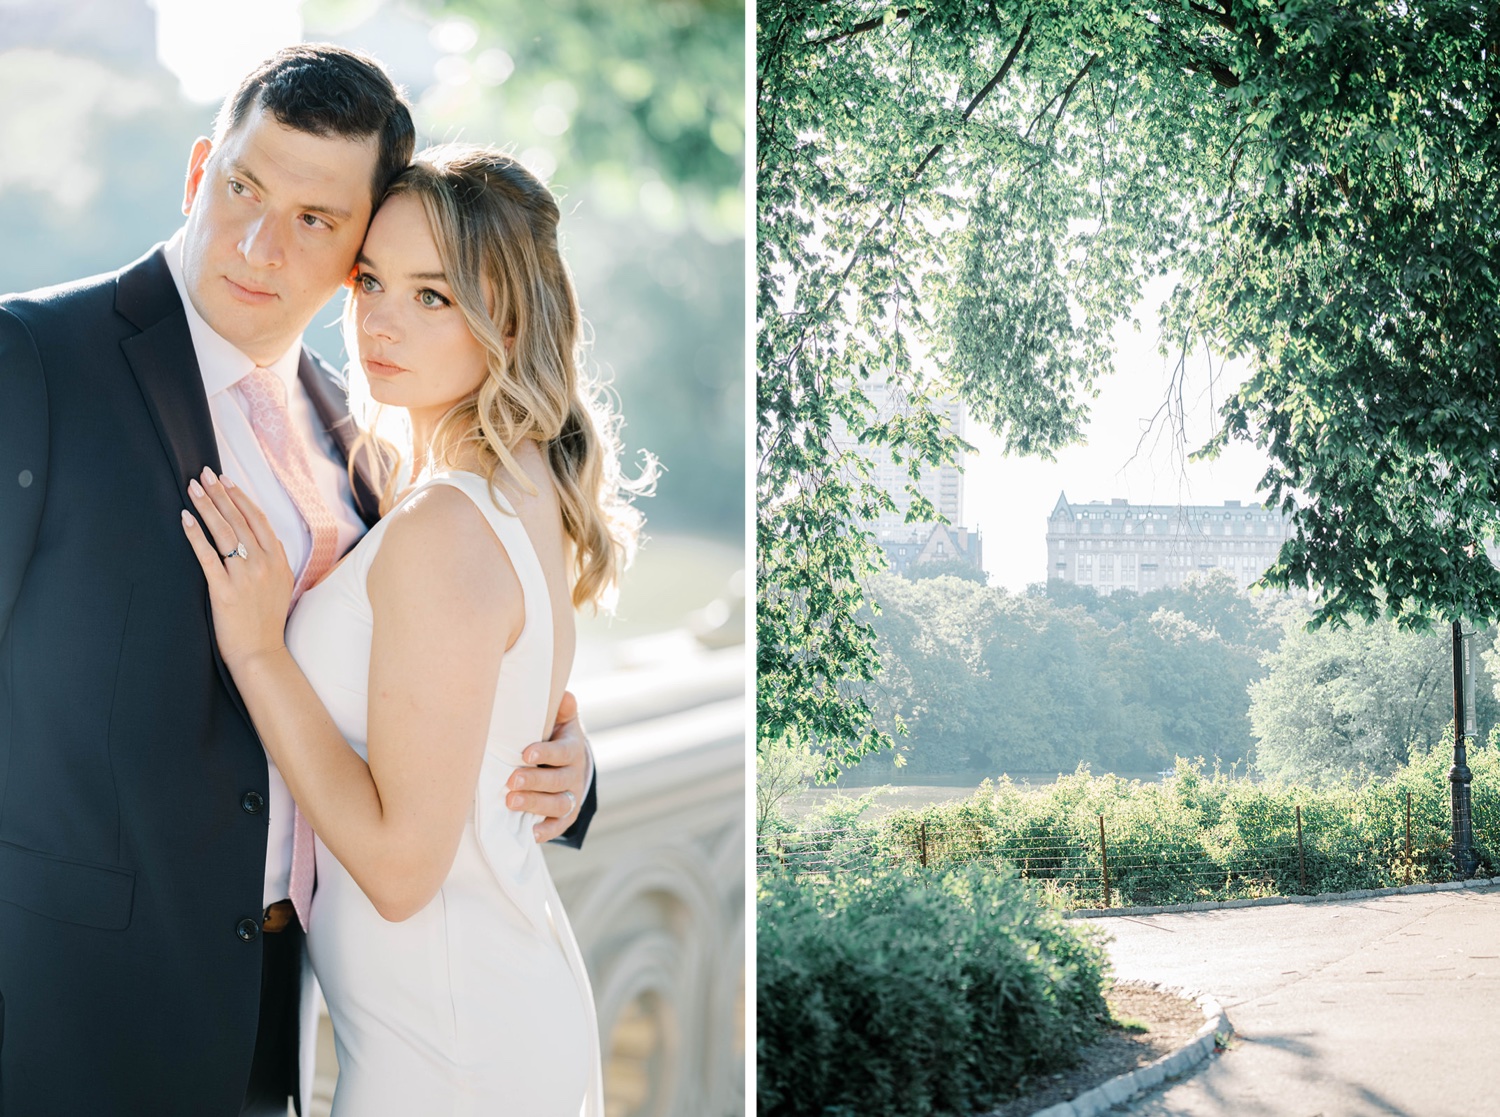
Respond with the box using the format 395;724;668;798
222;542;250;561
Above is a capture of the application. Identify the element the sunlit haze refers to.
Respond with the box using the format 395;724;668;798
151;0;303;103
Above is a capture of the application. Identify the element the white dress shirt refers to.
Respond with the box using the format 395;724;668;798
163;229;368;908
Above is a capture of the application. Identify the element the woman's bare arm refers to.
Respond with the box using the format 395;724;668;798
182;474;522;921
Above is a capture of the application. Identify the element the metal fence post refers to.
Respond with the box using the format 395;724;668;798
1098;814;1111;908
1296;805;1307;894
919;819;928;868
1405;790;1413;885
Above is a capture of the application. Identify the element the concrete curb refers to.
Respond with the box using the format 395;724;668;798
1063;875;1500;920
1027;981;1232;1117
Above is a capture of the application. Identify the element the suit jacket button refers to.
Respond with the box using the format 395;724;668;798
242;791;265;814
236;917;260;942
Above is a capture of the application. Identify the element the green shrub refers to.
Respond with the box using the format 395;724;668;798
771;746;1500;909
756;865;1110;1117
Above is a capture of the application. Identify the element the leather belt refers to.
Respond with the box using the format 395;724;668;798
261;899;297;934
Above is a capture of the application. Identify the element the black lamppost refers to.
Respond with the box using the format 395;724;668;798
1450;620;1478;878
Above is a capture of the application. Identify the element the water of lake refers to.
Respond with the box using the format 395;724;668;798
784;770;1171;820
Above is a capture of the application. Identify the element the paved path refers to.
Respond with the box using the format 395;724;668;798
1084;886;1500;1117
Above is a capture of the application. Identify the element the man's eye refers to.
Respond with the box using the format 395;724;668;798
301;214;331;230
228;179;247;196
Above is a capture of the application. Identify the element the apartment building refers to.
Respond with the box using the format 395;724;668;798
1046;492;1292;594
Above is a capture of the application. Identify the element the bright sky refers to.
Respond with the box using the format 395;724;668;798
964;274;1274;591
150;0;304;102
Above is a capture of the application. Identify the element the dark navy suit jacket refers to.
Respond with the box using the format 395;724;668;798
0;246;596;1115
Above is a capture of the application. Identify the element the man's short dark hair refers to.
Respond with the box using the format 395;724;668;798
213;43;416;206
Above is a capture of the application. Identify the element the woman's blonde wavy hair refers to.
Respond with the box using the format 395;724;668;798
345;143;653;609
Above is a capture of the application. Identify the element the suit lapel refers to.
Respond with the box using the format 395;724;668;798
115;249;252;730
298;351;381;527
116;249;221;505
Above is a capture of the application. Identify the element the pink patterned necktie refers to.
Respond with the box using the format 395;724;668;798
238;365;340;932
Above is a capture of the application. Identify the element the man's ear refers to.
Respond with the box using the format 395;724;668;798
182;137;214;216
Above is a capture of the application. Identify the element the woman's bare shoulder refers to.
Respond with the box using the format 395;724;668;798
368;483;519;620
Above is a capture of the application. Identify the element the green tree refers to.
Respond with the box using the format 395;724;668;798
1130;607;1259;766
396;0;748;537
861;574;991;771
907;556;988;584
862;575;1264;776
1197;5;1500;629
396;0;744;215
758;0;1238;769
757;0;1500;774
754;728;824;832
1251;610;1458;782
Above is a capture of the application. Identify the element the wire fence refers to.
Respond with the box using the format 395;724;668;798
756;791;1479;908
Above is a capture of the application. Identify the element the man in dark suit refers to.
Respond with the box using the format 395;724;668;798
0;44;596;1116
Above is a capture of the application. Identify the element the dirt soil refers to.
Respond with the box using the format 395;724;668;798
979;985;1210;1117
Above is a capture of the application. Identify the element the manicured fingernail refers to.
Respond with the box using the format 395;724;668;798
181;509;194;527
203;467;218;486
524;749;537;764
221;474;235;489
188;479;204;498
508;794;523;809
513;774;527;789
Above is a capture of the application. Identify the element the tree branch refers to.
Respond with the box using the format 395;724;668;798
1024;52;1098;142
807;7;915;47
1179;51;1241;88
775;15;1034;373
909;15;1033;181
1187;0;1236;34
1153;24;1241;88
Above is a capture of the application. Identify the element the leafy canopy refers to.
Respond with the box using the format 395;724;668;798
758;0;1500;772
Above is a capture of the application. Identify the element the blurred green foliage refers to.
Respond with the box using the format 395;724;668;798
398;0;744;228
397;0;746;538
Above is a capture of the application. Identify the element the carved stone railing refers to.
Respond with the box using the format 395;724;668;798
309;634;745;1117
550;636;745;1117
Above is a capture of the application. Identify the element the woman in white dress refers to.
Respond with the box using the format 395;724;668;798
178;144;648;1115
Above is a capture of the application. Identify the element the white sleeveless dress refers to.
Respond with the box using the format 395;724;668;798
284;470;602;1117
